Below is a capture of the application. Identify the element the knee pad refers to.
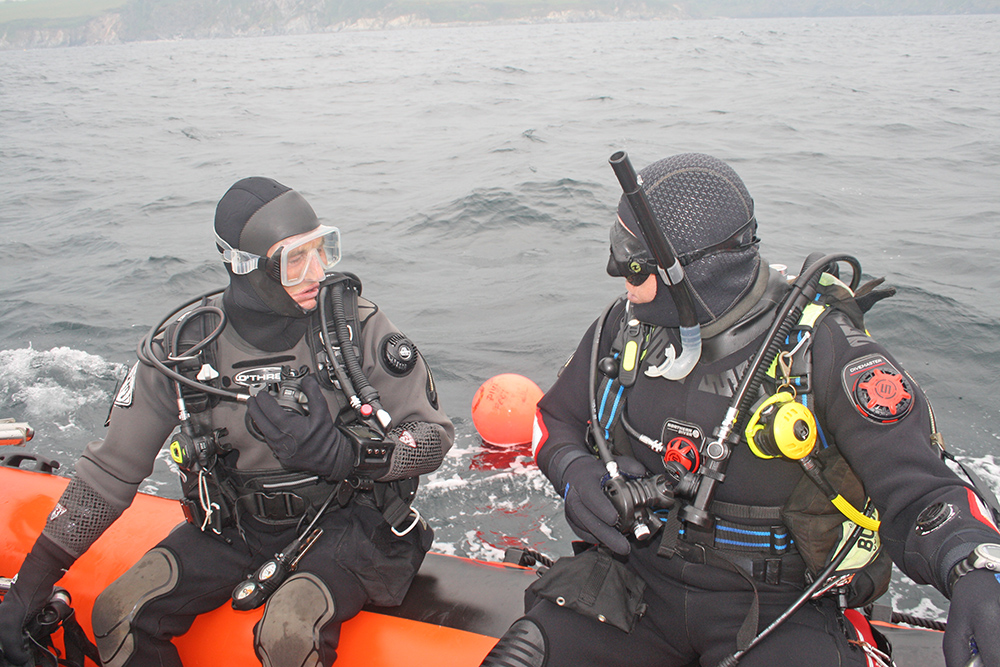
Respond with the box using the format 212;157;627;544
92;547;181;667
255;572;337;667
480;618;547;667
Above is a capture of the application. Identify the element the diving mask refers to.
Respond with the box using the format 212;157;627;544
607;212;759;284
607;216;657;283
216;225;342;287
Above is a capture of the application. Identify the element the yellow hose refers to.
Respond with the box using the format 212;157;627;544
831;495;880;532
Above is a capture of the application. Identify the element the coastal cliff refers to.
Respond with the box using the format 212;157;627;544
1;0;997;50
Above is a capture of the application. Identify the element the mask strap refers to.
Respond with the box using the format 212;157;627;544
677;215;758;266
215;233;263;275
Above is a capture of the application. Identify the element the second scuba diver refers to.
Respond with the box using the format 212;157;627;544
479;152;1000;667
0;177;454;667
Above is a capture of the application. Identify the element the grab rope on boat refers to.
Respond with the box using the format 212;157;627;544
864;603;947;632
502;547;555;569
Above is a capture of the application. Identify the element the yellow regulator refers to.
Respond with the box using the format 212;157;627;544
744;391;881;533
745;392;817;461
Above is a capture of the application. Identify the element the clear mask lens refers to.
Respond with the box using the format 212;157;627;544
277;225;341;286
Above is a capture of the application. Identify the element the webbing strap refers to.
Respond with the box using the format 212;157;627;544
61;612;102;667
580;549;613;607
680;543;761;651
713;518;790;555
657;510;683;558
373;482;417;531
710;500;783;522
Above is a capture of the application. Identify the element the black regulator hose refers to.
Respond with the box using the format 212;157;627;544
589;296;627;472
318;283;360;399
136;287;248;402
680;253;861;527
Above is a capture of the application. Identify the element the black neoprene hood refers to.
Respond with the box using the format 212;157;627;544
610;153;762;328
214;177;322;350
215;177;321;318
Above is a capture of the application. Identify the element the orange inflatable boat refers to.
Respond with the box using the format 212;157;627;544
0;449;950;667
0;456;537;667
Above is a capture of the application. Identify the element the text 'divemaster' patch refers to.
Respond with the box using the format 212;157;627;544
841;354;913;424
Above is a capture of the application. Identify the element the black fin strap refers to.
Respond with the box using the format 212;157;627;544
854;286;897;314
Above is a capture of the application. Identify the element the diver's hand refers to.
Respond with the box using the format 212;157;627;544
562;456;647;556
0;536;73;666
0;612;30;667
247;375;355;481
944;568;1000;667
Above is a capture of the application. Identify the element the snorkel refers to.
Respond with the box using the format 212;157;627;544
609;152;703;381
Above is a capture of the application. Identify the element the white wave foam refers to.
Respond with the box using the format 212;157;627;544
963;453;1000;496
0;345;125;420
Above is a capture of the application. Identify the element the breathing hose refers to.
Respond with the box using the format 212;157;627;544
325;281;392;430
137;287;249;403
588;297;627;476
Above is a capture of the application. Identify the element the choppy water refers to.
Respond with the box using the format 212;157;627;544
2;14;999;621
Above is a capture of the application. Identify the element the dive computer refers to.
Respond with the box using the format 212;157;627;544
948;543;1000;593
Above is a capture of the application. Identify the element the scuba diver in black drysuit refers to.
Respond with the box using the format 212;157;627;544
480;153;1000;667
0;177;454;667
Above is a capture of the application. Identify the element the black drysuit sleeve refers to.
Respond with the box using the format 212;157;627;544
811;311;1000;597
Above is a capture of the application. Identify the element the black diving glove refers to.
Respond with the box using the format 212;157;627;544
562;455;647;557
943;568;1000;667
0;535;75;666
247;375;355;481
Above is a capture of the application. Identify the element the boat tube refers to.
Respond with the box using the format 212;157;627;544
0;458;536;667
0;450;949;667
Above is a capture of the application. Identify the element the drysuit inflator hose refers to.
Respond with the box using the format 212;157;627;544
609;151;703;382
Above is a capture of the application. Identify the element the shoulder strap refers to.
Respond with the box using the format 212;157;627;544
764;269;886;395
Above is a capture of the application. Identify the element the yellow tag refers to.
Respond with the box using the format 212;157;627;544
622;340;639;373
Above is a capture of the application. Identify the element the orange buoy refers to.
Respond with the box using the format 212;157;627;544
471;374;544;446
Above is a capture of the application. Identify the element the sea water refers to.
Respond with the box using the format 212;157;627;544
2;14;999;620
